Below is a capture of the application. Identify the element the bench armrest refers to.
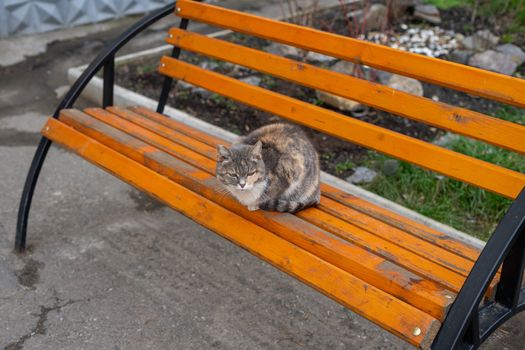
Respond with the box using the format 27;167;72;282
433;187;525;348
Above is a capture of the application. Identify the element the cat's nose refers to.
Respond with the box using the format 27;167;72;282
239;183;246;188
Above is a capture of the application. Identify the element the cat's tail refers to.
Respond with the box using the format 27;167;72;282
260;199;316;213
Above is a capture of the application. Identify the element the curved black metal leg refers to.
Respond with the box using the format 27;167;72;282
15;137;53;252
13;3;179;252
432;187;525;349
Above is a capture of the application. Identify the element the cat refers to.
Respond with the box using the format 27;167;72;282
216;123;320;213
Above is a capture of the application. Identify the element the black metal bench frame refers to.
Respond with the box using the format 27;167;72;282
14;2;525;349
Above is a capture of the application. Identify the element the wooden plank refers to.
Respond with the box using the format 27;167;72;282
166;28;525;155
159;57;525;199
128;106;484;263
42;117;442;348
60;108;454;319
128;106;226;147
320;183;482;262
86;107;216;161
123;106;499;297
317;196;474;276
107;107;476;279
175;0;525;108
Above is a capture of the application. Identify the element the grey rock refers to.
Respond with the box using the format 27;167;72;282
316;60;368;114
390;0;421;20
265;42;301;57
460;36;475;51
316;90;367;114
346;167;378;184
364;4;388;31
382;160;400;176
375;70;393;85
199;60;219;70
348;4;388;32
305;51;337;63
449;49;474;65
331;60;355;74
239;76;262;86
331;60;376;81
387;74;424;96
495;44;525;66
460;30;499;52
413;4;441;24
468;50;518;75
433;132;459;147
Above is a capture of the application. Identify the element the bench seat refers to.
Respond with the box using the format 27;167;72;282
41;106;495;349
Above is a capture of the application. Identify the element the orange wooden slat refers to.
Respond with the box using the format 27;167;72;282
128;106;484;264
176;0;525;108
42;117;442;348
158;57;525;199
166;28;525;155
128;106;226;147
78;107;466;292
317;196;474;276
320;183;482;262
59;108;454;319
123;105;499;296
107;107;476;279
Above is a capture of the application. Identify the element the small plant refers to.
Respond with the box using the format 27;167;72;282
210;93;226;104
136;63;157;76
225;100;237;111
261;75;277;90
423;0;465;10
335;161;356;174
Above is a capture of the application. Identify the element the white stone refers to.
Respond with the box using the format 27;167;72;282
346;167;378;184
387;74;424;96
495;44;525;66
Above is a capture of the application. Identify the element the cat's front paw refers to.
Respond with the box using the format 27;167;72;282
247;205;259;211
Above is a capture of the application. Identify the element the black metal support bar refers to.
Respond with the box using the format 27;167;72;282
103;54;115;107
156;18;189;114
432;187;525;349
496;229;525;308
15;137;52;252
463;309;480;349
14;2;178;253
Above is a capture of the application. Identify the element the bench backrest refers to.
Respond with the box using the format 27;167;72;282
159;0;525;199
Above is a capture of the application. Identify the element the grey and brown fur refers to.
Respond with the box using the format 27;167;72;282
216;123;320;213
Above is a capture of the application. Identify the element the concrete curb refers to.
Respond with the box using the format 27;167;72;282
67;6;486;250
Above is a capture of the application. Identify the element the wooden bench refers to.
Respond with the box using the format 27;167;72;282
16;1;525;349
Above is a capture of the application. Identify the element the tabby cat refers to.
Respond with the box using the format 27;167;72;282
216;123;320;213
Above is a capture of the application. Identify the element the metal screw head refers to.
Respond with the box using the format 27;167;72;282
161;63;166;68
168;34;173;39
413;327;422;336
445;295;452;299
176;7;181;12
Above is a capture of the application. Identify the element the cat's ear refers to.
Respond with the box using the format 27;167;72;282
217;145;231;162
251;141;262;160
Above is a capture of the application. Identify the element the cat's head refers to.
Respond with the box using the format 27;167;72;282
216;141;265;191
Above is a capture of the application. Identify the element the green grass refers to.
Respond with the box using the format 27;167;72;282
335;161;356;174
425;0;525;42
423;0;466;9
362;108;525;240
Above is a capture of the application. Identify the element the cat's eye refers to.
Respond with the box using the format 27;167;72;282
247;171;256;176
228;173;237;178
